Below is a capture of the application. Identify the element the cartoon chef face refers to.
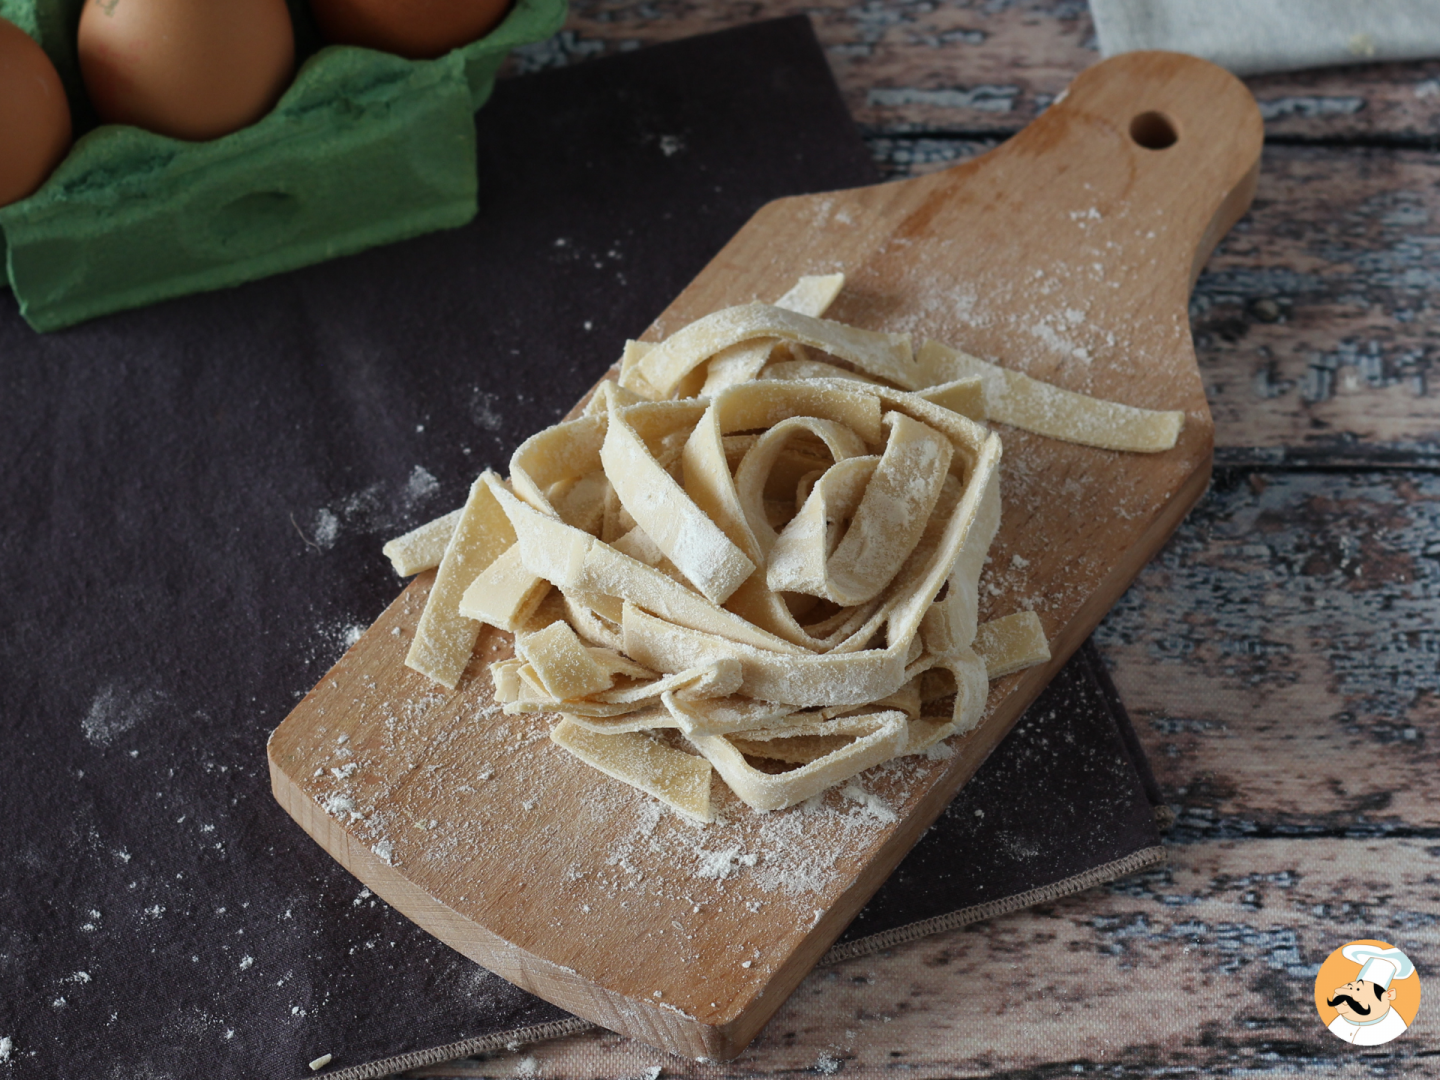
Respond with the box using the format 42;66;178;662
1328;978;1396;1022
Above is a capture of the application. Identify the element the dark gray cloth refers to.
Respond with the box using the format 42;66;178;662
0;18;1162;1079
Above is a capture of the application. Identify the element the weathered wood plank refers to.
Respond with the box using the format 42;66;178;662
1195;145;1440;464
414;838;1440;1077
1093;470;1440;838
531;1;1440;142
864;139;1440;461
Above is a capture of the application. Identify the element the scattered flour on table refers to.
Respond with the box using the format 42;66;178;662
313;509;340;549
308;467;445;553
404;466;440;508
470;389;504;432
301;619;367;672
82;685;164;747
301;642;941;947
321;793;357;820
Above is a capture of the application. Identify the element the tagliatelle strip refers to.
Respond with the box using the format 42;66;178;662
405;473;517;689
809;412;953;607
917;340;1185;453
700;273;847;396
623;302;918;400
973;610;1052;677
458;544;551;632
601;398;755;604
484;473;813;657
380;271;1197;821
383;508;462;576
516;621;618;702
622;603;912;708
498;662;742;723
672;695;909;813
551;719;715;823
773;272;847;321
916;377;986;421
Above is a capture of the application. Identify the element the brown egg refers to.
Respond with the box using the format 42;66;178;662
310;0;512;60
0;18;73;207
78;0;294;142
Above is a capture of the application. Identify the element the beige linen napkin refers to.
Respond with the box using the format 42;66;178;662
1090;0;1440;75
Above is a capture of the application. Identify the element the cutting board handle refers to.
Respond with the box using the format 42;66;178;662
904;50;1262;306
1005;50;1262;287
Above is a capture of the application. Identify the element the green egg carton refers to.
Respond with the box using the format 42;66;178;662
0;0;566;331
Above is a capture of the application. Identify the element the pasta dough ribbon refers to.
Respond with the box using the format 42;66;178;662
601;397;755;604
670;693;908;813
623;302;917;399
551;719;714;824
623;603;910;708
917;340;1185;453
700;273;846;396
483;472;808;656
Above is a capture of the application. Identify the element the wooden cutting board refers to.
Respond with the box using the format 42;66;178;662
268;51;1261;1061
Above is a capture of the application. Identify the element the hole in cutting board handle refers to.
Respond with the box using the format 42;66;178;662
1129;111;1178;150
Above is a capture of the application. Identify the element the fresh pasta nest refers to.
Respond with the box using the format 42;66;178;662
384;275;1185;823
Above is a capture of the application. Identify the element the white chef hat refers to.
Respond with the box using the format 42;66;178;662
1341;943;1415;990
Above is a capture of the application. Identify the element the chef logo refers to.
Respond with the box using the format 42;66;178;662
1314;940;1420;1046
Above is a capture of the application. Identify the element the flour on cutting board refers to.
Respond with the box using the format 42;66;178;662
293;577;974;959
305;667;941;929
878;198;1184;416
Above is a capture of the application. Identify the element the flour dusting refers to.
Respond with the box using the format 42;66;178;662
695;847;757;881
405;466;440;508
471;389;504;432
82;686;164;747
313;509;340;549
309;467;445;553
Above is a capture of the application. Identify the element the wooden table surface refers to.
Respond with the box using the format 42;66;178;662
415;3;1440;1075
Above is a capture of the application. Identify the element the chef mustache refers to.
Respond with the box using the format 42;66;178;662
1326;993;1372;1015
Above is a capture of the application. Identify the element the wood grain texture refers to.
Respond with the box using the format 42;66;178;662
1194;146;1440;465
414;838;1440;1077
531;0;1440;142
1096;469;1440;838
272;52;1264;1061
